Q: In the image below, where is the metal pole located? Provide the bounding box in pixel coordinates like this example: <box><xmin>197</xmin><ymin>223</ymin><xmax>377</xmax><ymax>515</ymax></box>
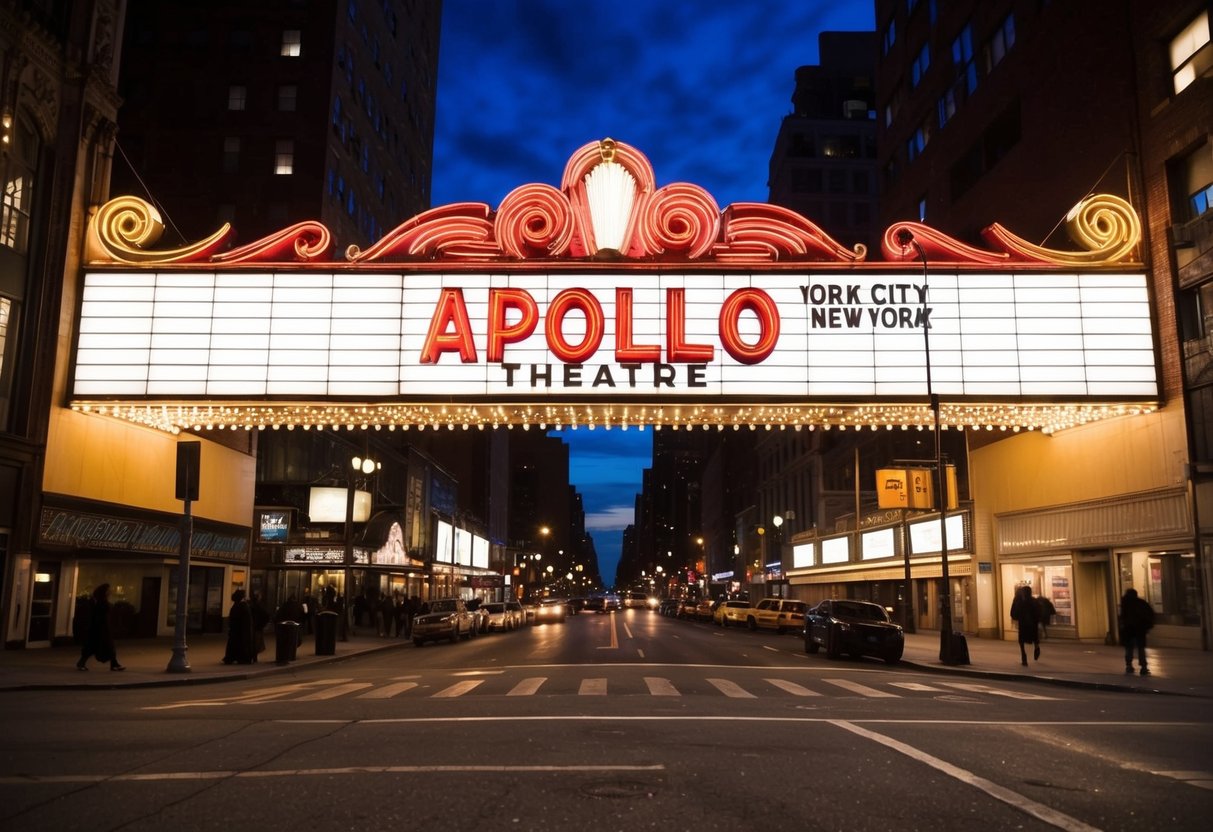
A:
<box><xmin>166</xmin><ymin>499</ymin><xmax>192</xmax><ymax>672</ymax></box>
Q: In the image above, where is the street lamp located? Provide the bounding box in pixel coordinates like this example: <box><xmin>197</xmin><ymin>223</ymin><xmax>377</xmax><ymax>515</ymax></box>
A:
<box><xmin>344</xmin><ymin>453</ymin><xmax>380</xmax><ymax>640</ymax></box>
<box><xmin>896</xmin><ymin>229</ymin><xmax>967</xmax><ymax>665</ymax></box>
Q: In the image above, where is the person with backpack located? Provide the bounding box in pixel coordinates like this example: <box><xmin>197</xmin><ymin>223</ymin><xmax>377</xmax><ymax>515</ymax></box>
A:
<box><xmin>1036</xmin><ymin>594</ymin><xmax>1057</xmax><ymax>639</ymax></box>
<box><xmin>1120</xmin><ymin>588</ymin><xmax>1155</xmax><ymax>676</ymax></box>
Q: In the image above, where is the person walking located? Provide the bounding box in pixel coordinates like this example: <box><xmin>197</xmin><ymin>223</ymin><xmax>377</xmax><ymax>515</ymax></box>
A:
<box><xmin>1009</xmin><ymin>585</ymin><xmax>1042</xmax><ymax>666</ymax></box>
<box><xmin>1120</xmin><ymin>587</ymin><xmax>1155</xmax><ymax>676</ymax></box>
<box><xmin>1036</xmin><ymin>594</ymin><xmax>1057</xmax><ymax>639</ymax></box>
<box><xmin>249</xmin><ymin>591</ymin><xmax>270</xmax><ymax>661</ymax></box>
<box><xmin>223</xmin><ymin>589</ymin><xmax>255</xmax><ymax>665</ymax></box>
<box><xmin>76</xmin><ymin>583</ymin><xmax>124</xmax><ymax>671</ymax></box>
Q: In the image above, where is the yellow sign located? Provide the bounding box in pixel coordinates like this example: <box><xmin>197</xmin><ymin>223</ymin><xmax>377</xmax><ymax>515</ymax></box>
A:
<box><xmin>876</xmin><ymin>466</ymin><xmax>956</xmax><ymax>510</ymax></box>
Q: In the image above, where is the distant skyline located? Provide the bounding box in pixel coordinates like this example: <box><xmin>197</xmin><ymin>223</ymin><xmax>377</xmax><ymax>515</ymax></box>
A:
<box><xmin>432</xmin><ymin>0</ymin><xmax>876</xmax><ymax>581</ymax></box>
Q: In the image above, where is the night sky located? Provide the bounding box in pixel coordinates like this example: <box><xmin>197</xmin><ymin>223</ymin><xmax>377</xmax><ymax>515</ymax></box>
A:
<box><xmin>430</xmin><ymin>0</ymin><xmax>875</xmax><ymax>584</ymax></box>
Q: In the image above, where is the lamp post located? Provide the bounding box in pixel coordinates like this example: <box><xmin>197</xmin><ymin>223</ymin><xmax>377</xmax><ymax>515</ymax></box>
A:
<box><xmin>896</xmin><ymin>229</ymin><xmax>966</xmax><ymax>665</ymax></box>
<box><xmin>345</xmin><ymin>454</ymin><xmax>380</xmax><ymax>638</ymax></box>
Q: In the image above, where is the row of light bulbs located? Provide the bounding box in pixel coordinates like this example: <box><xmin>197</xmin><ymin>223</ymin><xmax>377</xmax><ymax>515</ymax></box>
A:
<box><xmin>71</xmin><ymin>401</ymin><xmax>1156</xmax><ymax>436</ymax></box>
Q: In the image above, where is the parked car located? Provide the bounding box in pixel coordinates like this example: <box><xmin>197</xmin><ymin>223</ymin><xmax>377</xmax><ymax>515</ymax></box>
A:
<box><xmin>535</xmin><ymin>598</ymin><xmax>568</xmax><ymax>623</ymax></box>
<box><xmin>804</xmin><ymin>599</ymin><xmax>904</xmax><ymax>663</ymax></box>
<box><xmin>693</xmin><ymin>598</ymin><xmax>715</xmax><ymax>621</ymax></box>
<box><xmin>412</xmin><ymin>598</ymin><xmax>474</xmax><ymax>646</ymax></box>
<box><xmin>743</xmin><ymin>598</ymin><xmax>808</xmax><ymax>634</ymax></box>
<box><xmin>658</xmin><ymin>598</ymin><xmax>680</xmax><ymax>616</ymax></box>
<box><xmin>465</xmin><ymin>598</ymin><xmax>490</xmax><ymax>634</ymax></box>
<box><xmin>482</xmin><ymin>601</ymin><xmax>523</xmax><ymax>632</ymax></box>
<box><xmin>676</xmin><ymin>597</ymin><xmax>700</xmax><ymax>619</ymax></box>
<box><xmin>714</xmin><ymin>599</ymin><xmax>752</xmax><ymax>627</ymax></box>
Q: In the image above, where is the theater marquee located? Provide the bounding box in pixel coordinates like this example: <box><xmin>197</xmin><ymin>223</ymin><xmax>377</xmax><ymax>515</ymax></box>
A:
<box><xmin>72</xmin><ymin>139</ymin><xmax>1156</xmax><ymax>434</ymax></box>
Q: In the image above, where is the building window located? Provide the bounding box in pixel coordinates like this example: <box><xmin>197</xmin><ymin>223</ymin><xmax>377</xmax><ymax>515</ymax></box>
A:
<box><xmin>278</xmin><ymin>85</ymin><xmax>297</xmax><ymax>111</ymax></box>
<box><xmin>911</xmin><ymin>41</ymin><xmax>931</xmax><ymax>88</ymax></box>
<box><xmin>1</xmin><ymin>117</ymin><xmax>38</xmax><ymax>253</ymax></box>
<box><xmin>882</xmin><ymin>16</ymin><xmax>897</xmax><ymax>55</ymax></box>
<box><xmin>227</xmin><ymin>85</ymin><xmax>247</xmax><ymax>111</ymax></box>
<box><xmin>274</xmin><ymin>140</ymin><xmax>294</xmax><ymax>175</ymax></box>
<box><xmin>1192</xmin><ymin>182</ymin><xmax>1213</xmax><ymax>218</ymax></box>
<box><xmin>222</xmin><ymin>137</ymin><xmax>240</xmax><ymax>173</ymax></box>
<box><xmin>281</xmin><ymin>29</ymin><xmax>302</xmax><ymax>57</ymax></box>
<box><xmin>917</xmin><ymin>196</ymin><xmax>927</xmax><ymax>222</ymax></box>
<box><xmin>907</xmin><ymin>118</ymin><xmax>931</xmax><ymax>162</ymax></box>
<box><xmin>1172</xmin><ymin>10</ymin><xmax>1210</xmax><ymax>94</ymax></box>
<box><xmin>984</xmin><ymin>13</ymin><xmax>1016</xmax><ymax>73</ymax></box>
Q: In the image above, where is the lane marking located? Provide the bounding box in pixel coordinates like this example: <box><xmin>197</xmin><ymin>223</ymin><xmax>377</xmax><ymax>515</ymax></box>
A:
<box><xmin>433</xmin><ymin>680</ymin><xmax>483</xmax><ymax>698</ymax></box>
<box><xmin>596</xmin><ymin>616</ymin><xmax>620</xmax><ymax>650</ymax></box>
<box><xmin>0</xmin><ymin>764</ymin><xmax>667</xmax><ymax>785</ymax></box>
<box><xmin>357</xmin><ymin>681</ymin><xmax>418</xmax><ymax>699</ymax></box>
<box><xmin>707</xmin><ymin>678</ymin><xmax>755</xmax><ymax>699</ymax></box>
<box><xmin>889</xmin><ymin>682</ymin><xmax>946</xmax><ymax>692</ymax></box>
<box><xmin>623</xmin><ymin>622</ymin><xmax>634</xmax><ymax>639</ymax></box>
<box><xmin>579</xmin><ymin>678</ymin><xmax>607</xmax><ymax>696</ymax></box>
<box><xmin>829</xmin><ymin>720</ymin><xmax>1101</xmax><ymax>832</ymax></box>
<box><xmin>636</xmin><ymin>649</ymin><xmax>645</xmax><ymax>659</ymax></box>
<box><xmin>644</xmin><ymin>677</ymin><xmax>680</xmax><ymax>697</ymax></box>
<box><xmin>507</xmin><ymin>677</ymin><xmax>546</xmax><ymax>696</ymax></box>
<box><xmin>765</xmin><ymin>678</ymin><xmax>821</xmax><ymax>697</ymax></box>
<box><xmin>938</xmin><ymin>682</ymin><xmax>1060</xmax><ymax>700</ymax></box>
<box><xmin>293</xmin><ymin>682</ymin><xmax>375</xmax><ymax>701</ymax></box>
<box><xmin>823</xmin><ymin>678</ymin><xmax>899</xmax><ymax>698</ymax></box>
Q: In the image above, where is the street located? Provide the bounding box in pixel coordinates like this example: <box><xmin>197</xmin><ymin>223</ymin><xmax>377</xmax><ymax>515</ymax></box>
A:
<box><xmin>2</xmin><ymin>609</ymin><xmax>1211</xmax><ymax>832</ymax></box>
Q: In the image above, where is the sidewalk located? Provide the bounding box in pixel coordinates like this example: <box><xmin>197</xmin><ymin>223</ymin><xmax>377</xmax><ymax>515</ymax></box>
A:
<box><xmin>0</xmin><ymin>627</ymin><xmax>1210</xmax><ymax>696</ymax></box>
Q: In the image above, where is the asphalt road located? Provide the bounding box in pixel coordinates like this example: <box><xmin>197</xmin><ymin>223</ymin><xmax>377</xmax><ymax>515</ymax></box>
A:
<box><xmin>2</xmin><ymin>609</ymin><xmax>1211</xmax><ymax>832</ymax></box>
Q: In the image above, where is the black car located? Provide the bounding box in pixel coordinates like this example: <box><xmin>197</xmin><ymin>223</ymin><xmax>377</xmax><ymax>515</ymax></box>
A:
<box><xmin>804</xmin><ymin>599</ymin><xmax>904</xmax><ymax>664</ymax></box>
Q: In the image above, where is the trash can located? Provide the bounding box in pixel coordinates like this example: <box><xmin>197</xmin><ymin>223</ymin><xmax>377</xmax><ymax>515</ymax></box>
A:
<box><xmin>315</xmin><ymin>610</ymin><xmax>338</xmax><ymax>656</ymax></box>
<box><xmin>275</xmin><ymin>620</ymin><xmax>300</xmax><ymax>665</ymax></box>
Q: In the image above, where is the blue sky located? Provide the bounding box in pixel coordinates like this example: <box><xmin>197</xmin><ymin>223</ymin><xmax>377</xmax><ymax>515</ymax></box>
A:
<box><xmin>431</xmin><ymin>0</ymin><xmax>875</xmax><ymax>583</ymax></box>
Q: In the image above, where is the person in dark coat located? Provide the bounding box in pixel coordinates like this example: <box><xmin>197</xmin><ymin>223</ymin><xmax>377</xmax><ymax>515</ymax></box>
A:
<box><xmin>223</xmin><ymin>589</ymin><xmax>255</xmax><ymax>665</ymax></box>
<box><xmin>1036</xmin><ymin>595</ymin><xmax>1057</xmax><ymax>639</ymax></box>
<box><xmin>1009</xmin><ymin>585</ymin><xmax>1042</xmax><ymax>666</ymax></box>
<box><xmin>76</xmin><ymin>583</ymin><xmax>124</xmax><ymax>671</ymax></box>
<box><xmin>248</xmin><ymin>591</ymin><xmax>271</xmax><ymax>662</ymax></box>
<box><xmin>1120</xmin><ymin>588</ymin><xmax>1155</xmax><ymax>676</ymax></box>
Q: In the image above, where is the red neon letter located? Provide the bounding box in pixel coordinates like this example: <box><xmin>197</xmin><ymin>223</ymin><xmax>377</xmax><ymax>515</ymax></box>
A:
<box><xmin>614</xmin><ymin>287</ymin><xmax>661</xmax><ymax>362</ymax></box>
<box><xmin>420</xmin><ymin>287</ymin><xmax>478</xmax><ymax>363</ymax></box>
<box><xmin>719</xmin><ymin>288</ymin><xmax>779</xmax><ymax>364</ymax></box>
<box><xmin>487</xmin><ymin>288</ymin><xmax>538</xmax><ymax>362</ymax></box>
<box><xmin>666</xmin><ymin>287</ymin><xmax>714</xmax><ymax>363</ymax></box>
<box><xmin>546</xmin><ymin>288</ymin><xmax>605</xmax><ymax>363</ymax></box>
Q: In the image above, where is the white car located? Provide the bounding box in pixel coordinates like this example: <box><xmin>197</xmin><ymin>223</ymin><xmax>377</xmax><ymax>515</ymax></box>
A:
<box><xmin>481</xmin><ymin>601</ymin><xmax>523</xmax><ymax>631</ymax></box>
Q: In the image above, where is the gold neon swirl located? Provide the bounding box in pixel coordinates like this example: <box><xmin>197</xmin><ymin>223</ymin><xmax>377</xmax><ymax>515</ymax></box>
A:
<box><xmin>85</xmin><ymin>196</ymin><xmax>232</xmax><ymax>264</ymax></box>
<box><xmin>982</xmin><ymin>193</ymin><xmax>1141</xmax><ymax>266</ymax></box>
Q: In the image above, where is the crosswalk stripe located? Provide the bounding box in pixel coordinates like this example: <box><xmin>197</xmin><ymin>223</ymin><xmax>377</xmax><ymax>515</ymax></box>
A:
<box><xmin>294</xmin><ymin>682</ymin><xmax>374</xmax><ymax>701</ymax></box>
<box><xmin>580</xmin><ymin>678</ymin><xmax>607</xmax><ymax>696</ymax></box>
<box><xmin>823</xmin><ymin>678</ymin><xmax>900</xmax><ymax>698</ymax></box>
<box><xmin>357</xmin><ymin>681</ymin><xmax>419</xmax><ymax>699</ymax></box>
<box><xmin>644</xmin><ymin>677</ymin><xmax>680</xmax><ymax>696</ymax></box>
<box><xmin>508</xmin><ymin>677</ymin><xmax>547</xmax><ymax>696</ymax></box>
<box><xmin>889</xmin><ymin>682</ymin><xmax>946</xmax><ymax>692</ymax></box>
<box><xmin>765</xmin><ymin>678</ymin><xmax>820</xmax><ymax>697</ymax></box>
<box><xmin>707</xmin><ymin>678</ymin><xmax>755</xmax><ymax>698</ymax></box>
<box><xmin>433</xmin><ymin>680</ymin><xmax>484</xmax><ymax>698</ymax></box>
<box><xmin>938</xmin><ymin>682</ymin><xmax>1059</xmax><ymax>700</ymax></box>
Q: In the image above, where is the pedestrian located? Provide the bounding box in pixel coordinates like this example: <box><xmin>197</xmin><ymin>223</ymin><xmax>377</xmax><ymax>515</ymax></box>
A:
<box><xmin>76</xmin><ymin>583</ymin><xmax>124</xmax><ymax>671</ymax></box>
<box><xmin>223</xmin><ymin>589</ymin><xmax>255</xmax><ymax>665</ymax></box>
<box><xmin>249</xmin><ymin>591</ymin><xmax>270</xmax><ymax>661</ymax></box>
<box><xmin>1009</xmin><ymin>585</ymin><xmax>1042</xmax><ymax>666</ymax></box>
<box><xmin>1036</xmin><ymin>594</ymin><xmax>1057</xmax><ymax>639</ymax></box>
<box><xmin>394</xmin><ymin>591</ymin><xmax>408</xmax><ymax>638</ymax></box>
<box><xmin>1120</xmin><ymin>587</ymin><xmax>1155</xmax><ymax>676</ymax></box>
<box><xmin>379</xmin><ymin>593</ymin><xmax>396</xmax><ymax>638</ymax></box>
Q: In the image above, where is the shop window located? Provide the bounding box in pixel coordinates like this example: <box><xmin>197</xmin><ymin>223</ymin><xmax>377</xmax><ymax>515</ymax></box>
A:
<box><xmin>1001</xmin><ymin>562</ymin><xmax>1073</xmax><ymax>627</ymax></box>
<box><xmin>1171</xmin><ymin>10</ymin><xmax>1210</xmax><ymax>94</ymax></box>
<box><xmin>1119</xmin><ymin>551</ymin><xmax>1201</xmax><ymax>626</ymax></box>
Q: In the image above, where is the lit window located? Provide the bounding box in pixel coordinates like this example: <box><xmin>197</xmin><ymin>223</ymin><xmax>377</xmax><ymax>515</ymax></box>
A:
<box><xmin>1193</xmin><ymin>182</ymin><xmax>1213</xmax><ymax>217</ymax></box>
<box><xmin>278</xmin><ymin>85</ymin><xmax>297</xmax><ymax>111</ymax></box>
<box><xmin>281</xmin><ymin>29</ymin><xmax>302</xmax><ymax>57</ymax></box>
<box><xmin>1</xmin><ymin>119</ymin><xmax>37</xmax><ymax>253</ymax></box>
<box><xmin>0</xmin><ymin>297</ymin><xmax>11</xmax><ymax>386</ymax></box>
<box><xmin>985</xmin><ymin>14</ymin><xmax>1016</xmax><ymax>72</ymax></box>
<box><xmin>275</xmin><ymin>140</ymin><xmax>294</xmax><ymax>175</ymax></box>
<box><xmin>917</xmin><ymin>197</ymin><xmax>927</xmax><ymax>222</ymax></box>
<box><xmin>882</xmin><ymin>17</ymin><xmax>897</xmax><ymax>55</ymax></box>
<box><xmin>228</xmin><ymin>85</ymin><xmax>247</xmax><ymax>110</ymax></box>
<box><xmin>222</xmin><ymin>137</ymin><xmax>240</xmax><ymax>173</ymax></box>
<box><xmin>911</xmin><ymin>42</ymin><xmax>931</xmax><ymax>88</ymax></box>
<box><xmin>1171</xmin><ymin>10</ymin><xmax>1210</xmax><ymax>94</ymax></box>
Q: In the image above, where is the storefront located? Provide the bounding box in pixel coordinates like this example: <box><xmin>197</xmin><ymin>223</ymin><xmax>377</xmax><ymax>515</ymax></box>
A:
<box><xmin>8</xmin><ymin>494</ymin><xmax>250</xmax><ymax>647</ymax></box>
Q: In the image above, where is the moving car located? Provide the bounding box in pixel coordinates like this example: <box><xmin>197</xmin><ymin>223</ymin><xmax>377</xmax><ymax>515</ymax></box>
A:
<box><xmin>744</xmin><ymin>598</ymin><xmax>808</xmax><ymax>634</ymax></box>
<box><xmin>535</xmin><ymin>598</ymin><xmax>568</xmax><ymax>623</ymax></box>
<box><xmin>804</xmin><ymin>599</ymin><xmax>904</xmax><ymax>664</ymax></box>
<box><xmin>412</xmin><ymin>598</ymin><xmax>473</xmax><ymax>646</ymax></box>
<box><xmin>621</xmin><ymin>591</ymin><xmax>649</xmax><ymax>609</ymax></box>
<box><xmin>714</xmin><ymin>599</ymin><xmax>751</xmax><ymax>627</ymax></box>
